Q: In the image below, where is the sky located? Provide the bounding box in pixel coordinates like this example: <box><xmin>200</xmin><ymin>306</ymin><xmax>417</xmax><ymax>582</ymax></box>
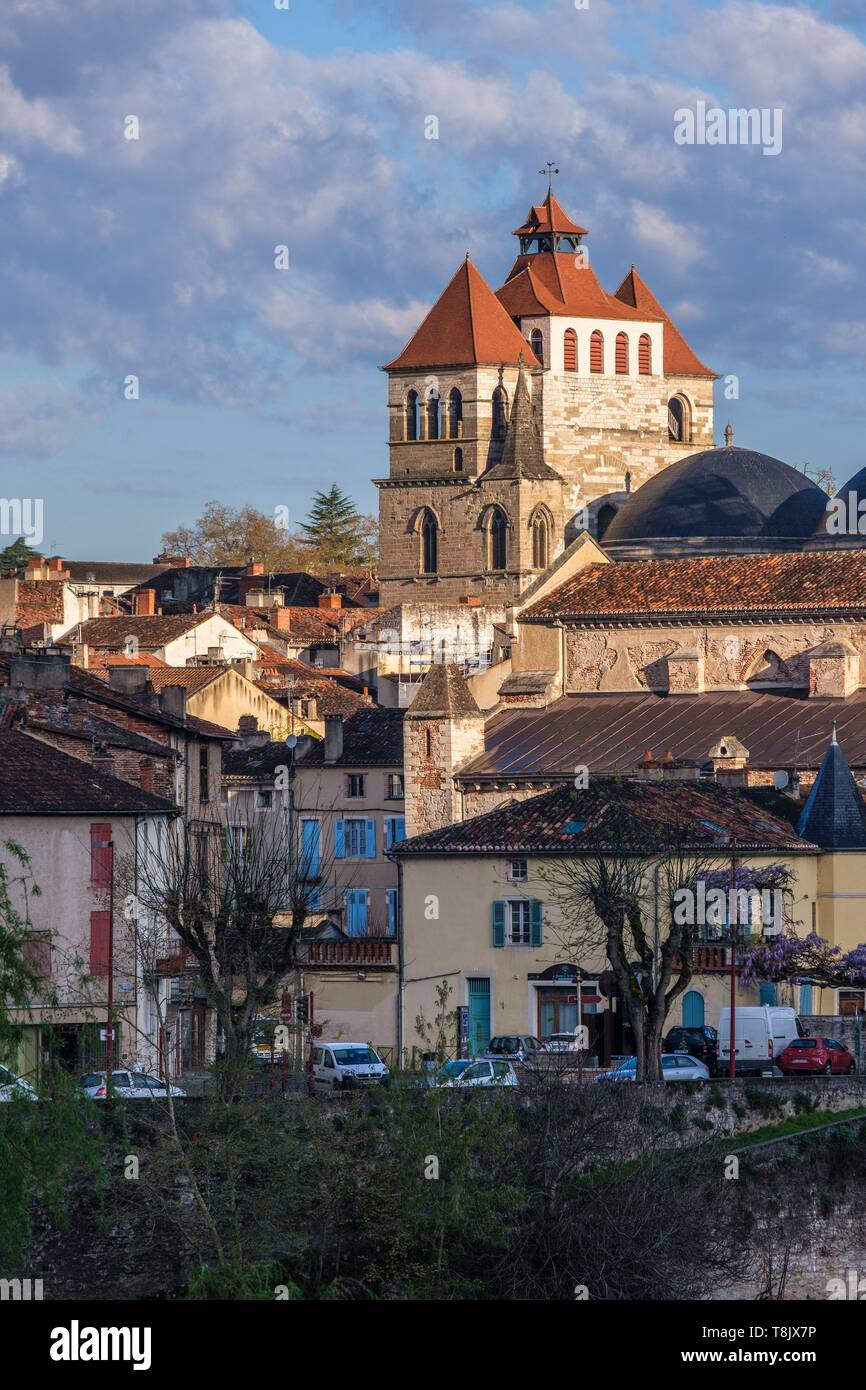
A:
<box><xmin>1</xmin><ymin>0</ymin><xmax>865</xmax><ymax>560</ymax></box>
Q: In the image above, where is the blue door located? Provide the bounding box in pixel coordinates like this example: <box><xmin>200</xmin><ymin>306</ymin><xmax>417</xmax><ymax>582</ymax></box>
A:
<box><xmin>467</xmin><ymin>979</ymin><xmax>491</xmax><ymax>1056</ymax></box>
<box><xmin>759</xmin><ymin>983</ymin><xmax>777</xmax><ymax>1006</ymax></box>
<box><xmin>799</xmin><ymin>982</ymin><xmax>813</xmax><ymax>1014</ymax></box>
<box><xmin>683</xmin><ymin>991</ymin><xmax>705</xmax><ymax>1028</ymax></box>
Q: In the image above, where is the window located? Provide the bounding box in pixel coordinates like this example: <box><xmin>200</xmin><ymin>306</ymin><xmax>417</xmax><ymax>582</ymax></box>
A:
<box><xmin>256</xmin><ymin>790</ymin><xmax>273</xmax><ymax>811</ymax></box>
<box><xmin>405</xmin><ymin>390</ymin><xmax>420</xmax><ymax>440</ymax></box>
<box><xmin>590</xmin><ymin>329</ymin><xmax>604</xmax><ymax>373</ymax></box>
<box><xmin>668</xmin><ymin>395</ymin><xmax>690</xmax><ymax>443</ymax></box>
<box><xmin>492</xmin><ymin>386</ymin><xmax>508</xmax><ymax>441</ymax></box>
<box><xmin>615</xmin><ymin>332</ymin><xmax>629</xmax><ymax>374</ymax></box>
<box><xmin>530</xmin><ymin>328</ymin><xmax>544</xmax><ymax>366</ymax></box>
<box><xmin>386</xmin><ymin>887</ymin><xmax>398</xmax><ymax>935</ymax></box>
<box><xmin>387</xmin><ymin>773</ymin><xmax>404</xmax><ymax>799</ymax></box>
<box><xmin>492</xmin><ymin>899</ymin><xmax>543</xmax><ymax>947</ymax></box>
<box><xmin>488</xmin><ymin>507</ymin><xmax>508</xmax><ymax>571</ymax></box>
<box><xmin>424</xmin><ymin>729</ymin><xmax>433</xmax><ymax>758</ymax></box>
<box><xmin>347</xmin><ymin>774</ymin><xmax>365</xmax><ymax>799</ymax></box>
<box><xmin>90</xmin><ymin>824</ymin><xmax>112</xmax><ymax>891</ymax></box>
<box><xmin>335</xmin><ymin>817</ymin><xmax>376</xmax><ymax>859</ymax></box>
<box><xmin>638</xmin><ymin>333</ymin><xmax>652</xmax><ymax>374</ymax></box>
<box><xmin>426</xmin><ymin>388</ymin><xmax>441</xmax><ymax>440</ymax></box>
<box><xmin>346</xmin><ymin>889</ymin><xmax>369</xmax><ymax>935</ymax></box>
<box><xmin>23</xmin><ymin>934</ymin><xmax>51</xmax><ymax>978</ymax></box>
<box><xmin>448</xmin><ymin>388</ymin><xmax>462</xmax><ymax>439</ymax></box>
<box><xmin>385</xmin><ymin>816</ymin><xmax>406</xmax><ymax>850</ymax></box>
<box><xmin>508</xmin><ymin>859</ymin><xmax>528</xmax><ymax>882</ymax></box>
<box><xmin>530</xmin><ymin>512</ymin><xmax>549</xmax><ymax>570</ymax></box>
<box><xmin>453</xmin><ymin>446</ymin><xmax>463</xmax><ymax>472</ymax></box>
<box><xmin>420</xmin><ymin>509</ymin><xmax>438</xmax><ymax>575</ymax></box>
<box><xmin>563</xmin><ymin>328</ymin><xmax>577</xmax><ymax>372</ymax></box>
<box><xmin>199</xmin><ymin>746</ymin><xmax>210</xmax><ymax>804</ymax></box>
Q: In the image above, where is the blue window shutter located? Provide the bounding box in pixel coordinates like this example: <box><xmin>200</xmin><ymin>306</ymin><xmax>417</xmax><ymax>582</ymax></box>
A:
<box><xmin>386</xmin><ymin>888</ymin><xmax>397</xmax><ymax>935</ymax></box>
<box><xmin>302</xmin><ymin>820</ymin><xmax>320</xmax><ymax>875</ymax></box>
<box><xmin>385</xmin><ymin>818</ymin><xmax>394</xmax><ymax>851</ymax></box>
<box><xmin>365</xmin><ymin>818</ymin><xmax>376</xmax><ymax>858</ymax></box>
<box><xmin>333</xmin><ymin>819</ymin><xmax>345</xmax><ymax>859</ymax></box>
<box><xmin>347</xmin><ymin>890</ymin><xmax>358</xmax><ymax>934</ymax></box>
<box><xmin>492</xmin><ymin>900</ymin><xmax>506</xmax><ymax>947</ymax></box>
<box><xmin>395</xmin><ymin>816</ymin><xmax>406</xmax><ymax>844</ymax></box>
<box><xmin>530</xmin><ymin>900</ymin><xmax>543</xmax><ymax>947</ymax></box>
<box><xmin>359</xmin><ymin>891</ymin><xmax>369</xmax><ymax>933</ymax></box>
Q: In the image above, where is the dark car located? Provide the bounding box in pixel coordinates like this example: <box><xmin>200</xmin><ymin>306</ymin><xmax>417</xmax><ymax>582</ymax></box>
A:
<box><xmin>778</xmin><ymin>1037</ymin><xmax>856</xmax><ymax>1076</ymax></box>
<box><xmin>662</xmin><ymin>1025</ymin><xmax>719</xmax><ymax>1075</ymax></box>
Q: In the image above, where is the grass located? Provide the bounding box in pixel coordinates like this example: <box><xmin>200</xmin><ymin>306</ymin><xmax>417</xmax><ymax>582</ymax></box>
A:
<box><xmin>722</xmin><ymin>1104</ymin><xmax>866</xmax><ymax>1153</ymax></box>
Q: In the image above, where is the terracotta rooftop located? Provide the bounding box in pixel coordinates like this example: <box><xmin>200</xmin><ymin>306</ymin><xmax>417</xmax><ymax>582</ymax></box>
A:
<box><xmin>65</xmin><ymin>613</ymin><xmax>215</xmax><ymax>649</ymax></box>
<box><xmin>512</xmin><ymin>192</ymin><xmax>588</xmax><ymax>238</ymax></box>
<box><xmin>521</xmin><ymin>552</ymin><xmax>866</xmax><ymax>624</ymax></box>
<box><xmin>613</xmin><ymin>266</ymin><xmax>715</xmax><ymax>378</ymax></box>
<box><xmin>384</xmin><ymin>258</ymin><xmax>541</xmax><ymax>372</ymax></box>
<box><xmin>0</xmin><ymin>729</ymin><xmax>178</xmax><ymax>816</ymax></box>
<box><xmin>498</xmin><ymin>253</ymin><xmax>661</xmax><ymax>323</ymax></box>
<box><xmin>299</xmin><ymin>707</ymin><xmax>404</xmax><ymax>767</ymax></box>
<box><xmin>88</xmin><ymin>652</ymin><xmax>169</xmax><ymax>677</ymax></box>
<box><xmin>393</xmin><ymin>779</ymin><xmax>816</xmax><ymax>857</ymax></box>
<box><xmin>12</xmin><ymin>580</ymin><xmax>66</xmax><ymax>631</ymax></box>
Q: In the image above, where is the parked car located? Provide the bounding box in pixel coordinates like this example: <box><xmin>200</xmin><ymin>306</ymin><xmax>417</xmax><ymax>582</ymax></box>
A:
<box><xmin>0</xmin><ymin>1063</ymin><xmax>38</xmax><ymax>1102</ymax></box>
<box><xmin>250</xmin><ymin>1017</ymin><xmax>289</xmax><ymax>1066</ymax></box>
<box><xmin>439</xmin><ymin>1059</ymin><xmax>519</xmax><ymax>1088</ymax></box>
<box><xmin>594</xmin><ymin>1054</ymin><xmax>710</xmax><ymax>1083</ymax></box>
<box><xmin>485</xmin><ymin>1035</ymin><xmax>544</xmax><ymax>1063</ymax></box>
<box><xmin>312</xmin><ymin>1043</ymin><xmax>390</xmax><ymax>1090</ymax></box>
<box><xmin>79</xmin><ymin>1070</ymin><xmax>186</xmax><ymax>1100</ymax></box>
<box><xmin>543</xmin><ymin>1032</ymin><xmax>585</xmax><ymax>1053</ymax></box>
<box><xmin>429</xmin><ymin>1059</ymin><xmax>476</xmax><ymax>1086</ymax></box>
<box><xmin>718</xmin><ymin>1005</ymin><xmax>803</xmax><ymax>1076</ymax></box>
<box><xmin>663</xmin><ymin>1025</ymin><xmax>719</xmax><ymax>1075</ymax></box>
<box><xmin>778</xmin><ymin>1037</ymin><xmax>856</xmax><ymax>1076</ymax></box>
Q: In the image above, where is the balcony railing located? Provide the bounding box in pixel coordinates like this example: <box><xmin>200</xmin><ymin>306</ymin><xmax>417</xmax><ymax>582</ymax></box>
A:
<box><xmin>305</xmin><ymin>940</ymin><xmax>394</xmax><ymax>967</ymax></box>
<box><xmin>153</xmin><ymin>947</ymin><xmax>194</xmax><ymax>977</ymax></box>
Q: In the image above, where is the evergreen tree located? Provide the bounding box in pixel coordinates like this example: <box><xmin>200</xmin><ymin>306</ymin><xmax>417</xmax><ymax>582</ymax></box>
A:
<box><xmin>0</xmin><ymin>537</ymin><xmax>38</xmax><ymax>576</ymax></box>
<box><xmin>299</xmin><ymin>484</ymin><xmax>370</xmax><ymax>569</ymax></box>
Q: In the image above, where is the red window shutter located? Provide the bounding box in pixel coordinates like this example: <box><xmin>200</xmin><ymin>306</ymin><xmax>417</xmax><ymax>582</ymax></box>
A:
<box><xmin>23</xmin><ymin>934</ymin><xmax>51</xmax><ymax>978</ymax></box>
<box><xmin>563</xmin><ymin>329</ymin><xmax>577</xmax><ymax>372</ymax></box>
<box><xmin>590</xmin><ymin>330</ymin><xmax>603</xmax><ymax>373</ymax></box>
<box><xmin>638</xmin><ymin>334</ymin><xmax>652</xmax><ymax>375</ymax></box>
<box><xmin>90</xmin><ymin>911</ymin><xmax>111</xmax><ymax>976</ymax></box>
<box><xmin>90</xmin><ymin>823</ymin><xmax>112</xmax><ymax>891</ymax></box>
<box><xmin>615</xmin><ymin>333</ymin><xmax>629</xmax><ymax>374</ymax></box>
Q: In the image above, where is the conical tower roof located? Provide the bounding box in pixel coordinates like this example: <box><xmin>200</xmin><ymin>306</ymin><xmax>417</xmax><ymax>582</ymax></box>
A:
<box><xmin>383</xmin><ymin>259</ymin><xmax>540</xmax><ymax>371</ymax></box>
<box><xmin>796</xmin><ymin>729</ymin><xmax>866</xmax><ymax>848</ymax></box>
<box><xmin>481</xmin><ymin>361</ymin><xmax>562</xmax><ymax>482</ymax></box>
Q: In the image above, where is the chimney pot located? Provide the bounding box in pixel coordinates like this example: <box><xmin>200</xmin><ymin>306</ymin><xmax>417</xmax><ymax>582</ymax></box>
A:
<box><xmin>324</xmin><ymin>714</ymin><xmax>344</xmax><ymax>763</ymax></box>
<box><xmin>108</xmin><ymin>665</ymin><xmax>149</xmax><ymax>696</ymax></box>
<box><xmin>159</xmin><ymin>685</ymin><xmax>188</xmax><ymax>720</ymax></box>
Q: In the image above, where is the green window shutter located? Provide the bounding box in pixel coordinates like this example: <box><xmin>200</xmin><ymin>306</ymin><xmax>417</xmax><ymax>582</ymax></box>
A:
<box><xmin>492</xmin><ymin>900</ymin><xmax>506</xmax><ymax>948</ymax></box>
<box><xmin>530</xmin><ymin>899</ymin><xmax>543</xmax><ymax>947</ymax></box>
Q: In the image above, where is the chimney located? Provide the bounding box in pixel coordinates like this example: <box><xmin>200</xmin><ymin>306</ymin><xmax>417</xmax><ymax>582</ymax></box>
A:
<box><xmin>324</xmin><ymin>714</ymin><xmax>343</xmax><ymax>763</ymax></box>
<box><xmin>318</xmin><ymin>592</ymin><xmax>342</xmax><ymax>610</ymax></box>
<box><xmin>134</xmin><ymin>588</ymin><xmax>156</xmax><ymax>616</ymax></box>
<box><xmin>26</xmin><ymin>555</ymin><xmax>45</xmax><ymax>573</ymax></box>
<box><xmin>9</xmin><ymin>649</ymin><xmax>71</xmax><ymax>690</ymax></box>
<box><xmin>271</xmin><ymin>608</ymin><xmax>292</xmax><ymax>631</ymax></box>
<box><xmin>159</xmin><ymin>685</ymin><xmax>188</xmax><ymax>720</ymax></box>
<box><xmin>91</xmin><ymin>741</ymin><xmax>114</xmax><ymax>776</ymax></box>
<box><xmin>139</xmin><ymin>758</ymin><xmax>156</xmax><ymax>794</ymax></box>
<box><xmin>108</xmin><ymin>665</ymin><xmax>149</xmax><ymax>696</ymax></box>
<box><xmin>246</xmin><ymin>560</ymin><xmax>265</xmax><ymax>576</ymax></box>
<box><xmin>0</xmin><ymin>624</ymin><xmax>21</xmax><ymax>656</ymax></box>
<box><xmin>238</xmin><ymin>715</ymin><xmax>258</xmax><ymax>733</ymax></box>
<box><xmin>48</xmin><ymin>557</ymin><xmax>65</xmax><ymax>573</ymax></box>
<box><xmin>153</xmin><ymin>552</ymin><xmax>191</xmax><ymax>568</ymax></box>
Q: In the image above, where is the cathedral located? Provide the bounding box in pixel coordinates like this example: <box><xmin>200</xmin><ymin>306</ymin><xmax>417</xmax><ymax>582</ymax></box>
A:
<box><xmin>376</xmin><ymin>186</ymin><xmax>716</xmax><ymax>608</ymax></box>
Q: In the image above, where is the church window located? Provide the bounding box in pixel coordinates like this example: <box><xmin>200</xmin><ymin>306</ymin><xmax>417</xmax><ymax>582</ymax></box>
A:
<box><xmin>492</xmin><ymin>386</ymin><xmax>508</xmax><ymax>441</ymax></box>
<box><xmin>615</xmin><ymin>332</ymin><xmax>629</xmax><ymax>374</ymax></box>
<box><xmin>420</xmin><ymin>509</ymin><xmax>438</xmax><ymax>575</ymax></box>
<box><xmin>590</xmin><ymin>330</ymin><xmax>604</xmax><ymax>374</ymax></box>
<box><xmin>405</xmin><ymin>390</ymin><xmax>420</xmax><ymax>441</ymax></box>
<box><xmin>667</xmin><ymin>395</ymin><xmax>691</xmax><ymax>443</ymax></box>
<box><xmin>638</xmin><ymin>334</ymin><xmax>652</xmax><ymax>375</ymax></box>
<box><xmin>448</xmin><ymin>388</ymin><xmax>463</xmax><ymax>439</ymax></box>
<box><xmin>453</xmin><ymin>447</ymin><xmax>464</xmax><ymax>472</ymax></box>
<box><xmin>424</xmin><ymin>729</ymin><xmax>433</xmax><ymax>758</ymax></box>
<box><xmin>563</xmin><ymin>328</ymin><xmax>577</xmax><ymax>372</ymax></box>
<box><xmin>531</xmin><ymin>511</ymin><xmax>549</xmax><ymax>570</ymax></box>
<box><xmin>487</xmin><ymin>507</ymin><xmax>508</xmax><ymax>571</ymax></box>
<box><xmin>426</xmin><ymin>388</ymin><xmax>441</xmax><ymax>440</ymax></box>
<box><xmin>530</xmin><ymin>328</ymin><xmax>544</xmax><ymax>366</ymax></box>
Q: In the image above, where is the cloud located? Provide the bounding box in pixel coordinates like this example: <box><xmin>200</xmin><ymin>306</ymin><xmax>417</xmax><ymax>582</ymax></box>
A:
<box><xmin>0</xmin><ymin>379</ymin><xmax>96</xmax><ymax>458</ymax></box>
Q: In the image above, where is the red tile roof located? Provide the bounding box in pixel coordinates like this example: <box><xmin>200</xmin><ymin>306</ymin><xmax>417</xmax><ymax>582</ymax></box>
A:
<box><xmin>498</xmin><ymin>254</ymin><xmax>658</xmax><ymax>322</ymax></box>
<box><xmin>522</xmin><ymin>552</ymin><xmax>866</xmax><ymax>623</ymax></box>
<box><xmin>13</xmin><ymin>580</ymin><xmax>66</xmax><ymax>631</ymax></box>
<box><xmin>512</xmin><ymin>192</ymin><xmax>588</xmax><ymax>238</ymax></box>
<box><xmin>384</xmin><ymin>259</ymin><xmax>540</xmax><ymax>371</ymax></box>
<box><xmin>613</xmin><ymin>266</ymin><xmax>715</xmax><ymax>378</ymax></box>
<box><xmin>87</xmin><ymin>652</ymin><xmax>169</xmax><ymax>678</ymax></box>
<box><xmin>0</xmin><ymin>729</ymin><xmax>178</xmax><ymax>816</ymax></box>
<box><xmin>66</xmin><ymin>613</ymin><xmax>214</xmax><ymax>649</ymax></box>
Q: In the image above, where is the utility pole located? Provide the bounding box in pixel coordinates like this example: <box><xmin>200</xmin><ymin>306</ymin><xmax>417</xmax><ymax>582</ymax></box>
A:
<box><xmin>106</xmin><ymin>836</ymin><xmax>116</xmax><ymax>1102</ymax></box>
<box><xmin>729</xmin><ymin>835</ymin><xmax>738</xmax><ymax>1081</ymax></box>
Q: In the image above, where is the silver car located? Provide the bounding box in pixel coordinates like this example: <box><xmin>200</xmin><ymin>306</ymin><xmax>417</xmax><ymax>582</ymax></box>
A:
<box><xmin>0</xmin><ymin>1063</ymin><xmax>38</xmax><ymax>1101</ymax></box>
<box><xmin>440</xmin><ymin>1059</ymin><xmax>519</xmax><ymax>1088</ymax></box>
<box><xmin>593</xmin><ymin>1053</ymin><xmax>710</xmax><ymax>1083</ymax></box>
<box><xmin>79</xmin><ymin>1070</ymin><xmax>186</xmax><ymax>1100</ymax></box>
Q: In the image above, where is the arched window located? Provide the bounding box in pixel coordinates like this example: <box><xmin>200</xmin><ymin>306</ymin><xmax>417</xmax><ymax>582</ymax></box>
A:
<box><xmin>492</xmin><ymin>386</ymin><xmax>508</xmax><ymax>441</ymax></box>
<box><xmin>487</xmin><ymin>507</ymin><xmax>508</xmax><ymax>571</ymax></box>
<box><xmin>596</xmin><ymin>503</ymin><xmax>616</xmax><ymax>540</ymax></box>
<box><xmin>667</xmin><ymin>395</ymin><xmax>691</xmax><ymax>442</ymax></box>
<box><xmin>590</xmin><ymin>329</ymin><xmax>604</xmax><ymax>374</ymax></box>
<box><xmin>419</xmin><ymin>509</ymin><xmax>438</xmax><ymax>575</ymax></box>
<box><xmin>531</xmin><ymin>511</ymin><xmax>549</xmax><ymax>570</ymax></box>
<box><xmin>405</xmin><ymin>390</ymin><xmax>420</xmax><ymax>441</ymax></box>
<box><xmin>453</xmin><ymin>446</ymin><xmax>463</xmax><ymax>472</ymax></box>
<box><xmin>563</xmin><ymin>328</ymin><xmax>577</xmax><ymax>372</ymax></box>
<box><xmin>448</xmin><ymin>388</ymin><xmax>463</xmax><ymax>440</ymax></box>
<box><xmin>638</xmin><ymin>333</ymin><xmax>652</xmax><ymax>375</ymax></box>
<box><xmin>530</xmin><ymin>328</ymin><xmax>544</xmax><ymax>366</ymax></box>
<box><xmin>615</xmin><ymin>332</ymin><xmax>629</xmax><ymax>374</ymax></box>
<box><xmin>426</xmin><ymin>388</ymin><xmax>441</xmax><ymax>440</ymax></box>
<box><xmin>682</xmin><ymin>991</ymin><xmax>705</xmax><ymax>1028</ymax></box>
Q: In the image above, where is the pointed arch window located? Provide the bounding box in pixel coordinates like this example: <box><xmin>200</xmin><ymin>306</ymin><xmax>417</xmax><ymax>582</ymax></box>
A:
<box><xmin>530</xmin><ymin>328</ymin><xmax>544</xmax><ymax>367</ymax></box>
<box><xmin>590</xmin><ymin>330</ymin><xmax>604</xmax><ymax>374</ymax></box>
<box><xmin>453</xmin><ymin>446</ymin><xmax>464</xmax><ymax>472</ymax></box>
<box><xmin>638</xmin><ymin>333</ymin><xmax>652</xmax><ymax>375</ymax></box>
<box><xmin>667</xmin><ymin>395</ymin><xmax>691</xmax><ymax>443</ymax></box>
<box><xmin>615</xmin><ymin>332</ymin><xmax>629</xmax><ymax>374</ymax></box>
<box><xmin>419</xmin><ymin>509</ymin><xmax>438</xmax><ymax>575</ymax></box>
<box><xmin>486</xmin><ymin>506</ymin><xmax>508</xmax><ymax>572</ymax></box>
<box><xmin>405</xmin><ymin>390</ymin><xmax>420</xmax><ymax>441</ymax></box>
<box><xmin>448</xmin><ymin>388</ymin><xmax>463</xmax><ymax>440</ymax></box>
<box><xmin>492</xmin><ymin>386</ymin><xmax>508</xmax><ymax>441</ymax></box>
<box><xmin>531</xmin><ymin>511</ymin><xmax>550</xmax><ymax>570</ymax></box>
<box><xmin>563</xmin><ymin>328</ymin><xmax>577</xmax><ymax>372</ymax></box>
<box><xmin>426</xmin><ymin>388</ymin><xmax>441</xmax><ymax>440</ymax></box>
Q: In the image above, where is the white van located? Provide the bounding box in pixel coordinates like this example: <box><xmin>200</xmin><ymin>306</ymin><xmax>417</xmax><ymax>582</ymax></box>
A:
<box><xmin>313</xmin><ymin>1042</ymin><xmax>390</xmax><ymax>1090</ymax></box>
<box><xmin>718</xmin><ymin>1005</ymin><xmax>804</xmax><ymax>1075</ymax></box>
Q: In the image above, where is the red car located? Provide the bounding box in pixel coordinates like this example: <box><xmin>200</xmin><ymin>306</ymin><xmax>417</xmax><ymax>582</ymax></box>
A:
<box><xmin>778</xmin><ymin>1037</ymin><xmax>856</xmax><ymax>1076</ymax></box>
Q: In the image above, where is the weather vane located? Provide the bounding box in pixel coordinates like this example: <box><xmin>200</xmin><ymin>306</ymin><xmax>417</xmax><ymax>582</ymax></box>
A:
<box><xmin>539</xmin><ymin>161</ymin><xmax>559</xmax><ymax>194</ymax></box>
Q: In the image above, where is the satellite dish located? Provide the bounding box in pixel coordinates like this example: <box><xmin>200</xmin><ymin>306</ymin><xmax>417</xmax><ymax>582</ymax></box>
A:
<box><xmin>773</xmin><ymin>769</ymin><xmax>789</xmax><ymax>791</ymax></box>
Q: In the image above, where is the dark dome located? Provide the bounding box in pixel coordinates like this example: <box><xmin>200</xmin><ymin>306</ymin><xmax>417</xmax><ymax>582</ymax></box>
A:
<box><xmin>812</xmin><ymin>467</ymin><xmax>866</xmax><ymax>541</ymax></box>
<box><xmin>602</xmin><ymin>446</ymin><xmax>829</xmax><ymax>556</ymax></box>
